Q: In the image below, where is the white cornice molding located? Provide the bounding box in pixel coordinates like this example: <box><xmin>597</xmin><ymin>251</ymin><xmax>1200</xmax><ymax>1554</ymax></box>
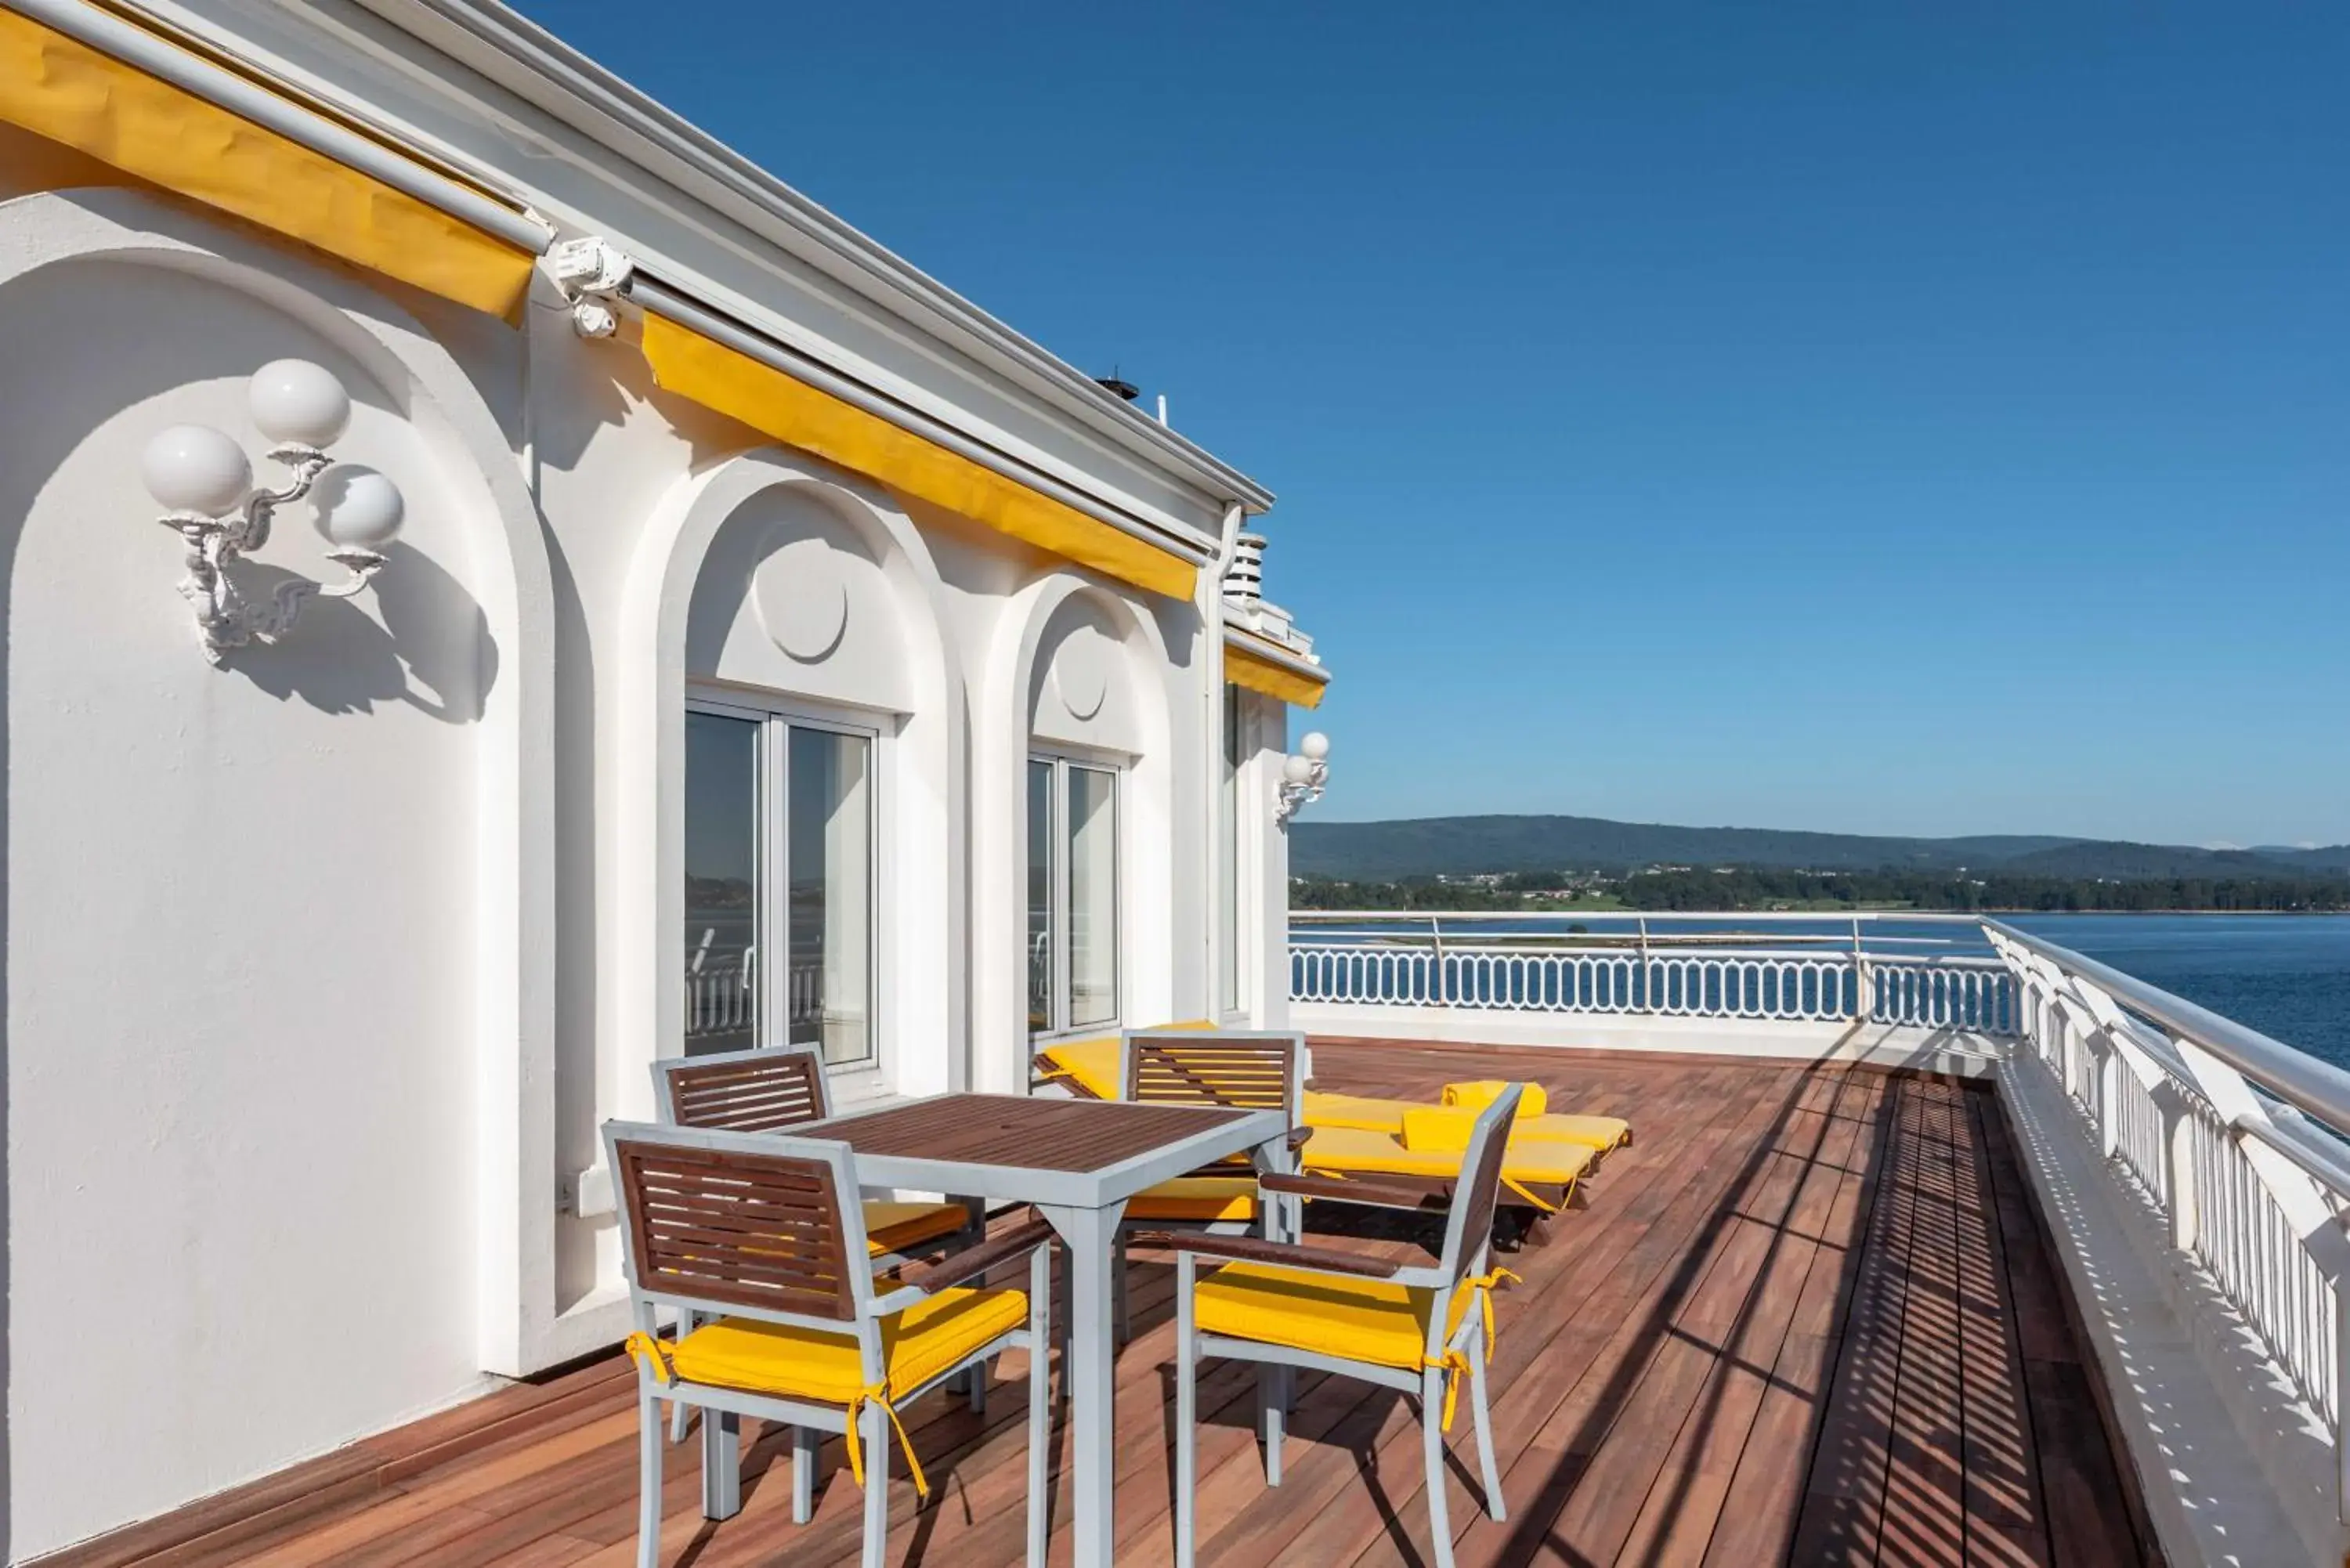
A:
<box><xmin>280</xmin><ymin>0</ymin><xmax>1273</xmax><ymax>519</ymax></box>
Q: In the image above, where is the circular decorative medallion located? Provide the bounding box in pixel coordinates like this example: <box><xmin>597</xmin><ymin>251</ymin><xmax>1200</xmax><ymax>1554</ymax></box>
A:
<box><xmin>1053</xmin><ymin>623</ymin><xmax>1112</xmax><ymax>721</ymax></box>
<box><xmin>753</xmin><ymin>536</ymin><xmax>851</xmax><ymax>662</ymax></box>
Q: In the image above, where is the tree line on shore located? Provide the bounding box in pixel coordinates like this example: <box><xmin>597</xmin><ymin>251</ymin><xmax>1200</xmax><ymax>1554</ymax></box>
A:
<box><xmin>1291</xmin><ymin>864</ymin><xmax>2350</xmax><ymax>913</ymax></box>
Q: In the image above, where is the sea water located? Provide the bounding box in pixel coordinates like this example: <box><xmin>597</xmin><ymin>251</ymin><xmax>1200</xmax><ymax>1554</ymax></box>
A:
<box><xmin>2009</xmin><ymin>912</ymin><xmax>2350</xmax><ymax>1070</ymax></box>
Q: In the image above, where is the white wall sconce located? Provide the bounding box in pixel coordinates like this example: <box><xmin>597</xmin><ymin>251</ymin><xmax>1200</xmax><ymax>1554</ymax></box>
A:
<box><xmin>139</xmin><ymin>359</ymin><xmax>406</xmax><ymax>665</ymax></box>
<box><xmin>1274</xmin><ymin>730</ymin><xmax>1330</xmax><ymax>825</ymax></box>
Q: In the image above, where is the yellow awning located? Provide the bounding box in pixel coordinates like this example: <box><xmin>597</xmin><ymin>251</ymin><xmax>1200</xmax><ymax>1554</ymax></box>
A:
<box><xmin>1226</xmin><ymin>635</ymin><xmax>1329</xmax><ymax>708</ymax></box>
<box><xmin>0</xmin><ymin>9</ymin><xmax>537</xmax><ymax>318</ymax></box>
<box><xmin>642</xmin><ymin>312</ymin><xmax>1198</xmax><ymax>602</ymax></box>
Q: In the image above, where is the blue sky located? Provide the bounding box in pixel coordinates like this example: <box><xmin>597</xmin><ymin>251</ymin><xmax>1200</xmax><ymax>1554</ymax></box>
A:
<box><xmin>518</xmin><ymin>2</ymin><xmax>2349</xmax><ymax>847</ymax></box>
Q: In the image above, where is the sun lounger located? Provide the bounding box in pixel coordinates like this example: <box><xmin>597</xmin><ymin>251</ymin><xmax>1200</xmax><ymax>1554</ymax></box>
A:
<box><xmin>1036</xmin><ymin>1037</ymin><xmax>1632</xmax><ymax>1157</ymax></box>
<box><xmin>1033</xmin><ymin>1032</ymin><xmax>1618</xmax><ymax>1220</ymax></box>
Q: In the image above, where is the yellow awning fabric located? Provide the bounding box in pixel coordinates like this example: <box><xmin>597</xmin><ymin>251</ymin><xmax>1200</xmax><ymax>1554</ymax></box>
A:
<box><xmin>1226</xmin><ymin>637</ymin><xmax>1329</xmax><ymax>708</ymax></box>
<box><xmin>0</xmin><ymin>9</ymin><xmax>537</xmax><ymax>318</ymax></box>
<box><xmin>642</xmin><ymin>312</ymin><xmax>1198</xmax><ymax>602</ymax></box>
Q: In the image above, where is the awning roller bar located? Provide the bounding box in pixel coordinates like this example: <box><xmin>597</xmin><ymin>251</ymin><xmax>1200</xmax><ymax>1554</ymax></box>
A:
<box><xmin>9</xmin><ymin>0</ymin><xmax>553</xmax><ymax>255</ymax></box>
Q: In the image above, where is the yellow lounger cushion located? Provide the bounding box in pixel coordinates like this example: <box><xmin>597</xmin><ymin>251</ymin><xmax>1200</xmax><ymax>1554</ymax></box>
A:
<box><xmin>1300</xmin><ymin>1125</ymin><xmax>1594</xmax><ymax>1187</ymax></box>
<box><xmin>667</xmin><ymin>1288</ymin><xmax>1028</xmax><ymax>1404</ymax></box>
<box><xmin>1126</xmin><ymin>1175</ymin><xmax>1260</xmax><ymax>1223</ymax></box>
<box><xmin>1193</xmin><ymin>1263</ymin><xmax>1470</xmax><ymax>1371</ymax></box>
<box><xmin>1034</xmin><ymin>1020</ymin><xmax>1218</xmax><ymax>1101</ymax></box>
<box><xmin>1302</xmin><ymin>1091</ymin><xmax>1415</xmax><ymax>1132</ymax></box>
<box><xmin>1519</xmin><ymin>1112</ymin><xmax>1631</xmax><ymax>1151</ymax></box>
<box><xmin>862</xmin><ymin>1200</ymin><xmax>971</xmax><ymax>1256</ymax></box>
<box><xmin>1441</xmin><ymin>1079</ymin><xmax>1549</xmax><ymax>1118</ymax></box>
<box><xmin>1400</xmin><ymin>1105</ymin><xmax>1484</xmax><ymax>1152</ymax></box>
<box><xmin>1303</xmin><ymin>1091</ymin><xmax>1628</xmax><ymax>1153</ymax></box>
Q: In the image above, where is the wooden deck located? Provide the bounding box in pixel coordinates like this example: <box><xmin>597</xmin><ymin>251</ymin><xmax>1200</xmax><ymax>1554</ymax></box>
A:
<box><xmin>42</xmin><ymin>1043</ymin><xmax>2155</xmax><ymax>1567</ymax></box>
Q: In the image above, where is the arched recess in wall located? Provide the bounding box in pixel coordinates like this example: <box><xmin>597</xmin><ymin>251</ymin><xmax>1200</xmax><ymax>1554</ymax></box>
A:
<box><xmin>0</xmin><ymin>188</ymin><xmax>556</xmax><ymax>1553</ymax></box>
<box><xmin>972</xmin><ymin>575</ymin><xmax>1174</xmax><ymax>1093</ymax></box>
<box><xmin>615</xmin><ymin>450</ymin><xmax>967</xmax><ymax>1122</ymax></box>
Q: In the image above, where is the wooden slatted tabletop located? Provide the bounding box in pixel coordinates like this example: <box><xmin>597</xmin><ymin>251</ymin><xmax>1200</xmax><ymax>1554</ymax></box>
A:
<box><xmin>819</xmin><ymin>1093</ymin><xmax>1253</xmax><ymax>1173</ymax></box>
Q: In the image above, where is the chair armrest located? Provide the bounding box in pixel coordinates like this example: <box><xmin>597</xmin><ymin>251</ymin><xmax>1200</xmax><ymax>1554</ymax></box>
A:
<box><xmin>1030</xmin><ymin>1053</ymin><xmax>1107</xmax><ymax>1099</ymax></box>
<box><xmin>1259</xmin><ymin>1172</ymin><xmax>1437</xmax><ymax>1212</ymax></box>
<box><xmin>894</xmin><ymin>1215</ymin><xmax>1055</xmax><ymax>1295</ymax></box>
<box><xmin>1130</xmin><ymin>1230</ymin><xmax>1401</xmax><ymax>1279</ymax></box>
<box><xmin>1285</xmin><ymin>1126</ymin><xmax>1314</xmax><ymax>1154</ymax></box>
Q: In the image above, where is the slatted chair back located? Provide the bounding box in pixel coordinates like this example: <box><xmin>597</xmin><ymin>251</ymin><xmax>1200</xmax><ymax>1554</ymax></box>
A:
<box><xmin>604</xmin><ymin>1119</ymin><xmax>877</xmax><ymax>1333</ymax></box>
<box><xmin>651</xmin><ymin>1044</ymin><xmax>832</xmax><ymax>1133</ymax></box>
<box><xmin>1119</xmin><ymin>1028</ymin><xmax>1304</xmax><ymax>1122</ymax></box>
<box><xmin>1435</xmin><ymin>1083</ymin><xmax>1524</xmax><ymax>1289</ymax></box>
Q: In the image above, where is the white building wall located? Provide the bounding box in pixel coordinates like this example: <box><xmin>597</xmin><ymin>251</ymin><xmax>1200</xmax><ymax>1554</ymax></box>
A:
<box><xmin>0</xmin><ymin>8</ymin><xmax>1308</xmax><ymax>1558</ymax></box>
<box><xmin>0</xmin><ymin>191</ymin><xmax>555</xmax><ymax>1556</ymax></box>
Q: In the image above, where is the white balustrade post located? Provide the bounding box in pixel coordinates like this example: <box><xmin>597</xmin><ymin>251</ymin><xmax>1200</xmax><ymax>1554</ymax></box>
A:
<box><xmin>1849</xmin><ymin>917</ymin><xmax>1867</xmax><ymax>1022</ymax></box>
<box><xmin>2091</xmin><ymin>1028</ymin><xmax>2120</xmax><ymax>1159</ymax></box>
<box><xmin>2335</xmin><ymin>1264</ymin><xmax>2350</xmax><ymax>1526</ymax></box>
<box><xmin>2151</xmin><ymin>1078</ymin><xmax>2197</xmax><ymax>1251</ymax></box>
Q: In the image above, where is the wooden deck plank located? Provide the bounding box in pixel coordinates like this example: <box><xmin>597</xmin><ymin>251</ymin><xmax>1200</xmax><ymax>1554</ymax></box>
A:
<box><xmin>31</xmin><ymin>1044</ymin><xmax>2142</xmax><ymax>1568</ymax></box>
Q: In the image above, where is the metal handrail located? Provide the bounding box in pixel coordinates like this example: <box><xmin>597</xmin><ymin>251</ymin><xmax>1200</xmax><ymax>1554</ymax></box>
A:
<box><xmin>1291</xmin><ymin>909</ymin><xmax>1987</xmax><ymax>925</ymax></box>
<box><xmin>1984</xmin><ymin>917</ymin><xmax>2350</xmax><ymax>1136</ymax></box>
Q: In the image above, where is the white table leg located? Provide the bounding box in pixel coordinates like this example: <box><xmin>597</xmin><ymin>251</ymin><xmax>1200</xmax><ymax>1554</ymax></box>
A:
<box><xmin>1039</xmin><ymin>1198</ymin><xmax>1126</xmax><ymax>1568</ymax></box>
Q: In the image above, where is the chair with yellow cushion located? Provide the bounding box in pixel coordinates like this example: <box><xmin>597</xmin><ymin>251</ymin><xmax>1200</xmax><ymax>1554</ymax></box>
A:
<box><xmin>606</xmin><ymin>1120</ymin><xmax>1053</xmax><ymax>1568</ymax></box>
<box><xmin>652</xmin><ymin>1046</ymin><xmax>988</xmax><ymax>1441</ymax></box>
<box><xmin>1108</xmin><ymin>1028</ymin><xmax>1311</xmax><ymax>1340</ymax></box>
<box><xmin>1144</xmin><ymin>1085</ymin><xmax>1524</xmax><ymax>1568</ymax></box>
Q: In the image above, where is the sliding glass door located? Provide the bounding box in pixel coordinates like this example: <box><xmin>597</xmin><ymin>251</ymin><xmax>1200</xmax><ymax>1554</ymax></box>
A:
<box><xmin>685</xmin><ymin>699</ymin><xmax>877</xmax><ymax>1066</ymax></box>
<box><xmin>1028</xmin><ymin>753</ymin><xmax>1119</xmax><ymax>1038</ymax></box>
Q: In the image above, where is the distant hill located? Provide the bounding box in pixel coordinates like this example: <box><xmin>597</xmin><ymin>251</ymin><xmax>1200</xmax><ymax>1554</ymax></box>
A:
<box><xmin>1289</xmin><ymin>813</ymin><xmax>2350</xmax><ymax>883</ymax></box>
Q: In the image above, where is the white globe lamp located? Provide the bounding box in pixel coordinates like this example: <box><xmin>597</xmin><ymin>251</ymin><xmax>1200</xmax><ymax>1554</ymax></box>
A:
<box><xmin>248</xmin><ymin>359</ymin><xmax>351</xmax><ymax>449</ymax></box>
<box><xmin>309</xmin><ymin>464</ymin><xmax>406</xmax><ymax>550</ymax></box>
<box><xmin>1282</xmin><ymin>753</ymin><xmax>1318</xmax><ymax>786</ymax></box>
<box><xmin>140</xmin><ymin>424</ymin><xmax>252</xmax><ymax>515</ymax></box>
<box><xmin>1298</xmin><ymin>731</ymin><xmax>1330</xmax><ymax>761</ymax></box>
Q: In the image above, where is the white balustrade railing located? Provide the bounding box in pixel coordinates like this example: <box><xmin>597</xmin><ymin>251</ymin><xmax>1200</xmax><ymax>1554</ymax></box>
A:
<box><xmin>682</xmin><ymin>952</ymin><xmax>823</xmax><ymax>1039</ymax></box>
<box><xmin>1987</xmin><ymin>919</ymin><xmax>2350</xmax><ymax>1522</ymax></box>
<box><xmin>1289</xmin><ymin>912</ymin><xmax>2015</xmax><ymax>1033</ymax></box>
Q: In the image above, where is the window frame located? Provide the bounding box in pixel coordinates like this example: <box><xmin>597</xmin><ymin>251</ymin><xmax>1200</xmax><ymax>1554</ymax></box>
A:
<box><xmin>1026</xmin><ymin>745</ymin><xmax>1126</xmax><ymax>1042</ymax></box>
<box><xmin>684</xmin><ymin>685</ymin><xmax>891</xmax><ymax>1095</ymax></box>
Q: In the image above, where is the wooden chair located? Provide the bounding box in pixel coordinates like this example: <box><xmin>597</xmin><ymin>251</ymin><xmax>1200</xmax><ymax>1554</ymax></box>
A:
<box><xmin>653</xmin><ymin>1045</ymin><xmax>982</xmax><ymax>1263</ymax></box>
<box><xmin>606</xmin><ymin>1120</ymin><xmax>1054</xmax><ymax>1568</ymax></box>
<box><xmin>1147</xmin><ymin>1085</ymin><xmax>1524</xmax><ymax>1568</ymax></box>
<box><xmin>652</xmin><ymin>1044</ymin><xmax>987</xmax><ymax>1440</ymax></box>
<box><xmin>1110</xmin><ymin>1028</ymin><xmax>1311</xmax><ymax>1340</ymax></box>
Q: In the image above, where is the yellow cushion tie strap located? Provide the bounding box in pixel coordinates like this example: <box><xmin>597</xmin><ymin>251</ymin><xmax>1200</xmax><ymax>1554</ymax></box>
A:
<box><xmin>1425</xmin><ymin>1267</ymin><xmax>1521</xmax><ymax>1431</ymax></box>
<box><xmin>844</xmin><ymin>1384</ymin><xmax>931</xmax><ymax>1498</ymax></box>
<box><xmin>1501</xmin><ymin>1175</ymin><xmax>1561</xmax><ymax>1213</ymax></box>
<box><xmin>624</xmin><ymin>1331</ymin><xmax>676</xmax><ymax>1387</ymax></box>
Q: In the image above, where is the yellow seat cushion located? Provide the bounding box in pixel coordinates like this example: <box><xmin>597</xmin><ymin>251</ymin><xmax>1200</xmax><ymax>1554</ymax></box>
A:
<box><xmin>1126</xmin><ymin>1175</ymin><xmax>1259</xmax><ymax>1223</ymax></box>
<box><xmin>862</xmin><ymin>1200</ymin><xmax>970</xmax><ymax>1256</ymax></box>
<box><xmin>667</xmin><ymin>1287</ymin><xmax>1028</xmax><ymax>1404</ymax></box>
<box><xmin>1441</xmin><ymin>1079</ymin><xmax>1549</xmax><ymax>1118</ymax></box>
<box><xmin>1193</xmin><ymin>1263</ymin><xmax>1466</xmax><ymax>1371</ymax></box>
<box><xmin>1305</xmin><ymin>1091</ymin><xmax>1628</xmax><ymax>1153</ymax></box>
<box><xmin>1300</xmin><ymin>1125</ymin><xmax>1594</xmax><ymax>1187</ymax></box>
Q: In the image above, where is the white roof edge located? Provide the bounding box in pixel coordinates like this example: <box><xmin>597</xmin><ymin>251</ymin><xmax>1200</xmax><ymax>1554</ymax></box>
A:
<box><xmin>1223</xmin><ymin>616</ymin><xmax>1327</xmax><ymax>679</ymax></box>
<box><xmin>334</xmin><ymin>0</ymin><xmax>1276</xmax><ymax>515</ymax></box>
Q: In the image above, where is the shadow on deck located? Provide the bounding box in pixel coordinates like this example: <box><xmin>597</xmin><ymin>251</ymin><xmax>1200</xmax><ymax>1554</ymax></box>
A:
<box><xmin>38</xmin><ymin>1042</ymin><xmax>2156</xmax><ymax>1568</ymax></box>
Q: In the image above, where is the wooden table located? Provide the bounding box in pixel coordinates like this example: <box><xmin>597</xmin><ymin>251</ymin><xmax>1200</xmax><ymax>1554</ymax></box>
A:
<box><xmin>809</xmin><ymin>1093</ymin><xmax>1289</xmax><ymax>1567</ymax></box>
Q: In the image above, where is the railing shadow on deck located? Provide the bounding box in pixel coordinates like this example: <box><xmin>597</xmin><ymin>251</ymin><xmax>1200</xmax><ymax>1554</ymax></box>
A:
<box><xmin>1498</xmin><ymin>1059</ymin><xmax>1888</xmax><ymax>1568</ymax></box>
